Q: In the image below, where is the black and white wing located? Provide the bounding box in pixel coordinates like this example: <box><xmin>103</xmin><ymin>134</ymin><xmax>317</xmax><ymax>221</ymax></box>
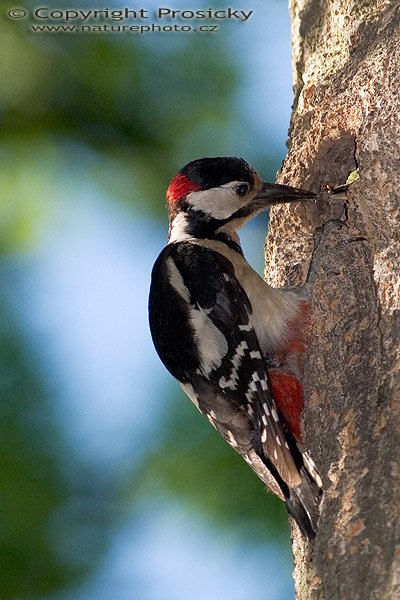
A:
<box><xmin>149</xmin><ymin>241</ymin><xmax>301</xmax><ymax>489</ymax></box>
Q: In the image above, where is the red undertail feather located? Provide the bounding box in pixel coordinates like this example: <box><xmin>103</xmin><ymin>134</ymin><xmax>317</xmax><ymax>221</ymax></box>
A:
<box><xmin>268</xmin><ymin>368</ymin><xmax>304</xmax><ymax>441</ymax></box>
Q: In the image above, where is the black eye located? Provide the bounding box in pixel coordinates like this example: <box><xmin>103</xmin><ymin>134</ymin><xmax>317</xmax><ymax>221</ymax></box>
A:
<box><xmin>235</xmin><ymin>183</ymin><xmax>250</xmax><ymax>197</ymax></box>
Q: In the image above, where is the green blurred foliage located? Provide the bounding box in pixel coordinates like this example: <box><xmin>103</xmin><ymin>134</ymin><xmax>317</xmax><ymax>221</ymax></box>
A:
<box><xmin>0</xmin><ymin>0</ymin><xmax>240</xmax><ymax>223</ymax></box>
<box><xmin>0</xmin><ymin>285</ymin><xmax>115</xmax><ymax>599</ymax></box>
<box><xmin>133</xmin><ymin>390</ymin><xmax>289</xmax><ymax>542</ymax></box>
<box><xmin>0</xmin><ymin>142</ymin><xmax>61</xmax><ymax>254</ymax></box>
<box><xmin>0</xmin><ymin>2</ymin><xmax>290</xmax><ymax>598</ymax></box>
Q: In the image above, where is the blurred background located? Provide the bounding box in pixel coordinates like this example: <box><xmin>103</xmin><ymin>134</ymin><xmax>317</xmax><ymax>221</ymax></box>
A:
<box><xmin>0</xmin><ymin>1</ymin><xmax>296</xmax><ymax>598</ymax></box>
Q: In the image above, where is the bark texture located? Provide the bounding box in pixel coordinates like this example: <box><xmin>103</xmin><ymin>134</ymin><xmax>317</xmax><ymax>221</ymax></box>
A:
<box><xmin>265</xmin><ymin>2</ymin><xmax>400</xmax><ymax>598</ymax></box>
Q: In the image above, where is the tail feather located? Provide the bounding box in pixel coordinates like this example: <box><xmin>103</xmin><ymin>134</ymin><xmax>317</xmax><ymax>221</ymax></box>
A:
<box><xmin>285</xmin><ymin>465</ymin><xmax>322</xmax><ymax>540</ymax></box>
<box><xmin>257</xmin><ymin>444</ymin><xmax>322</xmax><ymax>540</ymax></box>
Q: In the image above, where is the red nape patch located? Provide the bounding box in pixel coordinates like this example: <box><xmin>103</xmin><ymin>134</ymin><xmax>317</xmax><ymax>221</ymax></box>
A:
<box><xmin>166</xmin><ymin>174</ymin><xmax>201</xmax><ymax>203</ymax></box>
<box><xmin>268</xmin><ymin>368</ymin><xmax>304</xmax><ymax>441</ymax></box>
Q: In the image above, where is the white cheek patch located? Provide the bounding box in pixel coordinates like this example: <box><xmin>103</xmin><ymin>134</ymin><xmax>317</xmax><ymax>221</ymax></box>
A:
<box><xmin>187</xmin><ymin>184</ymin><xmax>244</xmax><ymax>220</ymax></box>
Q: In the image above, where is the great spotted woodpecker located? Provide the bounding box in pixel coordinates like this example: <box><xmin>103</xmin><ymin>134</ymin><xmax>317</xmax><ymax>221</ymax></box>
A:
<box><xmin>148</xmin><ymin>157</ymin><xmax>322</xmax><ymax>539</ymax></box>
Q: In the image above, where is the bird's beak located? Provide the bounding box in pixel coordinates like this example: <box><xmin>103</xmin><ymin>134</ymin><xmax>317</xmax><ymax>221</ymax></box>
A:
<box><xmin>255</xmin><ymin>182</ymin><xmax>316</xmax><ymax>207</ymax></box>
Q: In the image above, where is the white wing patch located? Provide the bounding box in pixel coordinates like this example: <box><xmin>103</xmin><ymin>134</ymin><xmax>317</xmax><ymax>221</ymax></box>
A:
<box><xmin>167</xmin><ymin>256</ymin><xmax>228</xmax><ymax>375</ymax></box>
<box><xmin>189</xmin><ymin>306</ymin><xmax>228</xmax><ymax>375</ymax></box>
<box><xmin>166</xmin><ymin>257</ymin><xmax>190</xmax><ymax>302</ymax></box>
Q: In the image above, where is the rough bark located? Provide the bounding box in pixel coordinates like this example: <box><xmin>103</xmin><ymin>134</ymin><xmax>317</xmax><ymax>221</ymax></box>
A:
<box><xmin>264</xmin><ymin>2</ymin><xmax>400</xmax><ymax>598</ymax></box>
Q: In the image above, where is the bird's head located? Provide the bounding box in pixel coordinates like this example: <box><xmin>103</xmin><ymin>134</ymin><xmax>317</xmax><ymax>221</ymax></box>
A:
<box><xmin>166</xmin><ymin>157</ymin><xmax>316</xmax><ymax>244</ymax></box>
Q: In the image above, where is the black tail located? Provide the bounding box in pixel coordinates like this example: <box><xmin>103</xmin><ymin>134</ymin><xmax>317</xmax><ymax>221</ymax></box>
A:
<box><xmin>285</xmin><ymin>466</ymin><xmax>322</xmax><ymax>540</ymax></box>
<box><xmin>262</xmin><ymin>450</ymin><xmax>323</xmax><ymax>540</ymax></box>
<box><xmin>279</xmin><ymin>427</ymin><xmax>323</xmax><ymax>540</ymax></box>
<box><xmin>256</xmin><ymin>426</ymin><xmax>323</xmax><ymax>539</ymax></box>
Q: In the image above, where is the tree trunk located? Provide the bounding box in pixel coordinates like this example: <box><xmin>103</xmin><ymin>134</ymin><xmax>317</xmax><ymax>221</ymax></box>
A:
<box><xmin>265</xmin><ymin>2</ymin><xmax>400</xmax><ymax>598</ymax></box>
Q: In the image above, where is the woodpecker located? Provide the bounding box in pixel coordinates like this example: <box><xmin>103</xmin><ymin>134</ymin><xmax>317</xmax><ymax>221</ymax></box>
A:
<box><xmin>148</xmin><ymin>157</ymin><xmax>322</xmax><ymax>539</ymax></box>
